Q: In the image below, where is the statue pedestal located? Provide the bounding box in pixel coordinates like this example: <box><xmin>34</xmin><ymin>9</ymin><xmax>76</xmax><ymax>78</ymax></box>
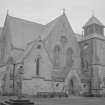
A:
<box><xmin>1</xmin><ymin>97</ymin><xmax>34</xmax><ymax>105</ymax></box>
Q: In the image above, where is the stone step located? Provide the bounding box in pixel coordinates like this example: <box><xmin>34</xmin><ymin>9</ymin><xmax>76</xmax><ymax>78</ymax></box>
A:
<box><xmin>1</xmin><ymin>98</ymin><xmax>34</xmax><ymax>105</ymax></box>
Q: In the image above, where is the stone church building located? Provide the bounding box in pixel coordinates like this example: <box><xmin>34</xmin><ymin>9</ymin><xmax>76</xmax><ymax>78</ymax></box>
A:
<box><xmin>0</xmin><ymin>10</ymin><xmax>105</xmax><ymax>95</ymax></box>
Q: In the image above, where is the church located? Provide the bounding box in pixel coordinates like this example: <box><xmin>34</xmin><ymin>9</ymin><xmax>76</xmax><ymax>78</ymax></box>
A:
<box><xmin>0</xmin><ymin>10</ymin><xmax>105</xmax><ymax>96</ymax></box>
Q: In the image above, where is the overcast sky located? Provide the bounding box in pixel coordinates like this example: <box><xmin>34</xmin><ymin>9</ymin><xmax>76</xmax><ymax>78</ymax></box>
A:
<box><xmin>0</xmin><ymin>0</ymin><xmax>105</xmax><ymax>34</ymax></box>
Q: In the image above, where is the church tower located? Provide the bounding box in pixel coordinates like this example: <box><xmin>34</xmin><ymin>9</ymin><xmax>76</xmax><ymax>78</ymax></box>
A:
<box><xmin>80</xmin><ymin>15</ymin><xmax>105</xmax><ymax>95</ymax></box>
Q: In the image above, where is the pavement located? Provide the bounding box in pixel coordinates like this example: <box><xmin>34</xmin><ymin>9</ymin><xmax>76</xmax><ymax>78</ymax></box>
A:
<box><xmin>0</xmin><ymin>96</ymin><xmax>105</xmax><ymax>105</ymax></box>
<box><xmin>32</xmin><ymin>96</ymin><xmax>105</xmax><ymax>105</ymax></box>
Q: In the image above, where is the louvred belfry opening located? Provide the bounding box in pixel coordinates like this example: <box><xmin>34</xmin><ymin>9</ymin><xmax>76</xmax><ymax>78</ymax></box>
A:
<box><xmin>83</xmin><ymin>16</ymin><xmax>105</xmax><ymax>36</ymax></box>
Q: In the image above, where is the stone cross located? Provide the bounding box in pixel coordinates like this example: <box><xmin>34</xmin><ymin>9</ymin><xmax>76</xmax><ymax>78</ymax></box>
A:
<box><xmin>62</xmin><ymin>8</ymin><xmax>66</xmax><ymax>14</ymax></box>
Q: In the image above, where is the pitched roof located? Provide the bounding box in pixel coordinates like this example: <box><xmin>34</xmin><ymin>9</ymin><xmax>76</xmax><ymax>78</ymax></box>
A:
<box><xmin>83</xmin><ymin>16</ymin><xmax>105</xmax><ymax>28</ymax></box>
<box><xmin>27</xmin><ymin>14</ymin><xmax>65</xmax><ymax>44</ymax></box>
<box><xmin>40</xmin><ymin>15</ymin><xmax>62</xmax><ymax>40</ymax></box>
<box><xmin>2</xmin><ymin>15</ymin><xmax>44</xmax><ymax>49</ymax></box>
<box><xmin>1</xmin><ymin>13</ymin><xmax>76</xmax><ymax>66</ymax></box>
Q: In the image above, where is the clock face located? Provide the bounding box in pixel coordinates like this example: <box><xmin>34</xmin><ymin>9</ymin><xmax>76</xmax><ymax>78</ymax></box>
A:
<box><xmin>60</xmin><ymin>36</ymin><xmax>68</xmax><ymax>45</ymax></box>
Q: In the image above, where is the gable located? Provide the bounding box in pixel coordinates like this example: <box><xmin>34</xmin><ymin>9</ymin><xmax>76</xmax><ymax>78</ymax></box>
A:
<box><xmin>44</xmin><ymin>14</ymin><xmax>81</xmax><ymax>80</ymax></box>
<box><xmin>44</xmin><ymin>14</ymin><xmax>79</xmax><ymax>62</ymax></box>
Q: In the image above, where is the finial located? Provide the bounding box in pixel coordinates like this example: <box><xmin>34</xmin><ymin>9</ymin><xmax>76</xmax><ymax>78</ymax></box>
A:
<box><xmin>6</xmin><ymin>9</ymin><xmax>9</xmax><ymax>16</ymax></box>
<box><xmin>62</xmin><ymin>8</ymin><xmax>66</xmax><ymax>15</ymax></box>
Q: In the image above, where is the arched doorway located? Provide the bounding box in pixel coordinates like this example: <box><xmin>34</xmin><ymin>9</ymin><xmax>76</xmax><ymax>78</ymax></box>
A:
<box><xmin>64</xmin><ymin>70</ymin><xmax>82</xmax><ymax>96</ymax></box>
<box><xmin>68</xmin><ymin>76</ymin><xmax>77</xmax><ymax>95</ymax></box>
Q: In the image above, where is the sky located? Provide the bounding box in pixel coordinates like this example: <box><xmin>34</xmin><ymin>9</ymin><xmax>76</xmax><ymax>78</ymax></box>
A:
<box><xmin>0</xmin><ymin>0</ymin><xmax>105</xmax><ymax>34</ymax></box>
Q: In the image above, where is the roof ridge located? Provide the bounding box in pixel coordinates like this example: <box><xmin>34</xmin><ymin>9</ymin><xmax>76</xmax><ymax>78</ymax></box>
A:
<box><xmin>25</xmin><ymin>14</ymin><xmax>65</xmax><ymax>45</ymax></box>
<box><xmin>46</xmin><ymin>14</ymin><xmax>63</xmax><ymax>25</ymax></box>
<box><xmin>8</xmin><ymin>15</ymin><xmax>44</xmax><ymax>26</ymax></box>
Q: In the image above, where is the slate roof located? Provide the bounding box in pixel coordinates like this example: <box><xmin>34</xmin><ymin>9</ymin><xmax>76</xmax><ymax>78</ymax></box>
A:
<box><xmin>83</xmin><ymin>16</ymin><xmax>105</xmax><ymax>28</ymax></box>
<box><xmin>27</xmin><ymin>14</ymin><xmax>63</xmax><ymax>44</ymax></box>
<box><xmin>1</xmin><ymin>13</ymin><xmax>77</xmax><ymax>49</ymax></box>
<box><xmin>4</xmin><ymin>15</ymin><xmax>44</xmax><ymax>49</ymax></box>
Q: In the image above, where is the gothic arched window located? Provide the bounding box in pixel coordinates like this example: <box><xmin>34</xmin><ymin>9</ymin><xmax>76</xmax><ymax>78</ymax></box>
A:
<box><xmin>35</xmin><ymin>55</ymin><xmax>41</xmax><ymax>76</ymax></box>
<box><xmin>53</xmin><ymin>45</ymin><xmax>61</xmax><ymax>67</ymax></box>
<box><xmin>66</xmin><ymin>48</ymin><xmax>73</xmax><ymax>67</ymax></box>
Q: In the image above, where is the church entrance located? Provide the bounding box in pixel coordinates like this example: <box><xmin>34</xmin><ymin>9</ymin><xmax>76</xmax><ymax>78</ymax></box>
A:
<box><xmin>68</xmin><ymin>76</ymin><xmax>78</xmax><ymax>95</ymax></box>
<box><xmin>64</xmin><ymin>70</ymin><xmax>82</xmax><ymax>96</ymax></box>
<box><xmin>68</xmin><ymin>77</ymin><xmax>75</xmax><ymax>95</ymax></box>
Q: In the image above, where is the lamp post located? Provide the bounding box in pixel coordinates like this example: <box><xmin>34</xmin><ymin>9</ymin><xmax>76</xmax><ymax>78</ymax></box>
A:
<box><xmin>17</xmin><ymin>65</ymin><xmax>24</xmax><ymax>98</ymax></box>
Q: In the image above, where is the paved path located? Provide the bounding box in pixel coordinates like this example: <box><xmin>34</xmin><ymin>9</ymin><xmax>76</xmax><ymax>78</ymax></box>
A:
<box><xmin>0</xmin><ymin>96</ymin><xmax>105</xmax><ymax>105</ymax></box>
<box><xmin>32</xmin><ymin>97</ymin><xmax>105</xmax><ymax>105</ymax></box>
